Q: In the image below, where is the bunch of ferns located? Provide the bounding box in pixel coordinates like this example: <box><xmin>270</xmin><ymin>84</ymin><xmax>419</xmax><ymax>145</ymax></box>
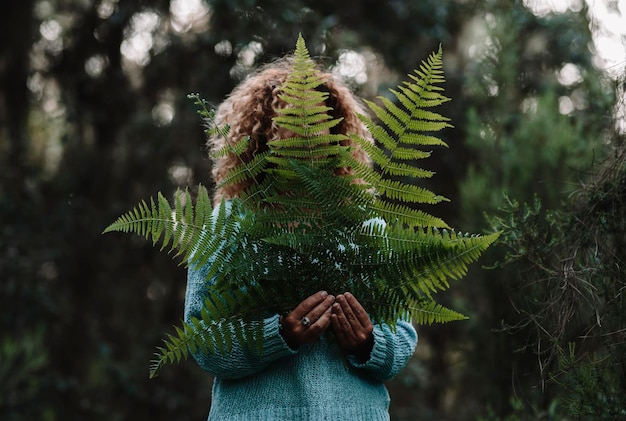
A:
<box><xmin>104</xmin><ymin>35</ymin><xmax>499</xmax><ymax>377</ymax></box>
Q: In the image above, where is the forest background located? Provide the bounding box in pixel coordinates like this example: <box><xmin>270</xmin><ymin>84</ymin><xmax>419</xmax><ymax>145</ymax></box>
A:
<box><xmin>1</xmin><ymin>1</ymin><xmax>624</xmax><ymax>420</ymax></box>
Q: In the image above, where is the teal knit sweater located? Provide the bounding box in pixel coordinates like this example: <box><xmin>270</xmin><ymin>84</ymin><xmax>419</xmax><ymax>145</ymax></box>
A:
<box><xmin>184</xmin><ymin>262</ymin><xmax>418</xmax><ymax>421</ymax></box>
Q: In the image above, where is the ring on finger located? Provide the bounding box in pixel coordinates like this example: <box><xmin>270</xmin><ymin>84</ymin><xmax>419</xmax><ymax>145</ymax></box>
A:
<box><xmin>301</xmin><ymin>316</ymin><xmax>311</xmax><ymax>327</ymax></box>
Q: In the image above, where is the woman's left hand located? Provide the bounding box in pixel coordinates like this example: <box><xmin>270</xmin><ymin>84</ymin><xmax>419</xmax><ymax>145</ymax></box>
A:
<box><xmin>330</xmin><ymin>292</ymin><xmax>374</xmax><ymax>363</ymax></box>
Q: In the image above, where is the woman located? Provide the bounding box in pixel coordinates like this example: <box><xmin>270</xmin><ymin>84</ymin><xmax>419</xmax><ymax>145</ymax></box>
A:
<box><xmin>184</xmin><ymin>57</ymin><xmax>417</xmax><ymax>420</ymax></box>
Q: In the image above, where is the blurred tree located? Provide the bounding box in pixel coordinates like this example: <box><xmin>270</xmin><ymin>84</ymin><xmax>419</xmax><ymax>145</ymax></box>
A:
<box><xmin>460</xmin><ymin>3</ymin><xmax>613</xmax><ymax>226</ymax></box>
<box><xmin>455</xmin><ymin>1</ymin><xmax>620</xmax><ymax>418</ymax></box>
<box><xmin>0</xmin><ymin>0</ymin><xmax>35</xmax><ymax>192</ymax></box>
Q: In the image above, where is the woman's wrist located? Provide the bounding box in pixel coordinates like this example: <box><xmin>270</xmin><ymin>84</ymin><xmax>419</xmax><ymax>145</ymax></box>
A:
<box><xmin>349</xmin><ymin>333</ymin><xmax>374</xmax><ymax>363</ymax></box>
<box><xmin>278</xmin><ymin>315</ymin><xmax>298</xmax><ymax>350</ymax></box>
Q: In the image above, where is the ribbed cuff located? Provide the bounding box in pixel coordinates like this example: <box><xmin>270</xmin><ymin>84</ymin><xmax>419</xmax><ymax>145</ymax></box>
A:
<box><xmin>346</xmin><ymin>326</ymin><xmax>389</xmax><ymax>372</ymax></box>
<box><xmin>260</xmin><ymin>314</ymin><xmax>298</xmax><ymax>361</ymax></box>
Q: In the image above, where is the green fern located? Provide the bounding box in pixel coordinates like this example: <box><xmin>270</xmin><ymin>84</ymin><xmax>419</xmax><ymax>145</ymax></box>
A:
<box><xmin>104</xmin><ymin>35</ymin><xmax>499</xmax><ymax>378</ymax></box>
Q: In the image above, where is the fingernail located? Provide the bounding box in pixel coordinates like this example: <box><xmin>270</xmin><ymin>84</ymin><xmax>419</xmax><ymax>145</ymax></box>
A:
<box><xmin>320</xmin><ymin>291</ymin><xmax>328</xmax><ymax>297</ymax></box>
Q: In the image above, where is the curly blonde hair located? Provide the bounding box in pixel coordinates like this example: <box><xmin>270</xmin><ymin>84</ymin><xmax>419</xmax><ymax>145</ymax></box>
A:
<box><xmin>207</xmin><ymin>57</ymin><xmax>373</xmax><ymax>204</ymax></box>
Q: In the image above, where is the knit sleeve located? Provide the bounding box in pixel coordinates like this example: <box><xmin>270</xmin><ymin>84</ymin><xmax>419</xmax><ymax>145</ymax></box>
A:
<box><xmin>346</xmin><ymin>319</ymin><xmax>417</xmax><ymax>382</ymax></box>
<box><xmin>184</xmin><ymin>262</ymin><xmax>298</xmax><ymax>380</ymax></box>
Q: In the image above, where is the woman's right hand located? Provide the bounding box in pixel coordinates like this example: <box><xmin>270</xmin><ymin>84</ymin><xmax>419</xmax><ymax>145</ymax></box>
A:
<box><xmin>279</xmin><ymin>291</ymin><xmax>335</xmax><ymax>349</ymax></box>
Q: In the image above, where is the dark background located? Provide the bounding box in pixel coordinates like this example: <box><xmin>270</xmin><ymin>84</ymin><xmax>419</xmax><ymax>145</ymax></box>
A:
<box><xmin>2</xmin><ymin>1</ymin><xmax>624</xmax><ymax>420</ymax></box>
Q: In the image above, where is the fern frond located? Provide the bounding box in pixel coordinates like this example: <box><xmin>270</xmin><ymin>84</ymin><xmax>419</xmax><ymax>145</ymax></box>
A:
<box><xmin>352</xmin><ymin>44</ymin><xmax>455</xmax><ymax>230</ymax></box>
<box><xmin>398</xmin><ymin>133</ymin><xmax>448</xmax><ymax>147</ymax></box>
<box><xmin>150</xmin><ymin>287</ymin><xmax>263</xmax><ymax>378</ymax></box>
<box><xmin>268</xmin><ymin>133</ymin><xmax>347</xmax><ymax>149</ymax></box>
<box><xmin>350</xmin><ymin>134</ymin><xmax>434</xmax><ymax>179</ymax></box>
<box><xmin>369</xmin><ymin>201</ymin><xmax>449</xmax><ymax>228</ymax></box>
<box><xmin>409</xmin><ymin>300</ymin><xmax>468</xmax><ymax>325</ymax></box>
<box><xmin>376</xmin><ymin>179</ymin><xmax>446</xmax><ymax>204</ymax></box>
<box><xmin>216</xmin><ymin>151</ymin><xmax>271</xmax><ymax>188</ymax></box>
<box><xmin>103</xmin><ymin>186</ymin><xmax>249</xmax><ymax>277</ymax></box>
<box><xmin>209</xmin><ymin>133</ymin><xmax>248</xmax><ymax>159</ymax></box>
<box><xmin>103</xmin><ymin>188</ymin><xmax>207</xmax><ymax>260</ymax></box>
<box><xmin>106</xmin><ymin>37</ymin><xmax>501</xmax><ymax>377</ymax></box>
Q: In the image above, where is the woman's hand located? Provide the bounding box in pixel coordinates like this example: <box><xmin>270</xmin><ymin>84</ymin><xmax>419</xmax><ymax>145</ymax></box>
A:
<box><xmin>279</xmin><ymin>291</ymin><xmax>335</xmax><ymax>350</ymax></box>
<box><xmin>331</xmin><ymin>292</ymin><xmax>374</xmax><ymax>363</ymax></box>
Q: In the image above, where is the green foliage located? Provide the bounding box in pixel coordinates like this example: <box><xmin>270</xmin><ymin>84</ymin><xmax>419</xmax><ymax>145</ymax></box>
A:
<box><xmin>354</xmin><ymin>45</ymin><xmax>452</xmax><ymax>227</ymax></box>
<box><xmin>488</xmin><ymin>145</ymin><xmax>626</xmax><ymax>419</ymax></box>
<box><xmin>0</xmin><ymin>328</ymin><xmax>49</xmax><ymax>419</ymax></box>
<box><xmin>453</xmin><ymin>5</ymin><xmax>618</xmax><ymax>417</ymax></box>
<box><xmin>556</xmin><ymin>343</ymin><xmax>626</xmax><ymax>420</ymax></box>
<box><xmin>459</xmin><ymin>6</ymin><xmax>613</xmax><ymax>232</ymax></box>
<box><xmin>477</xmin><ymin>397</ymin><xmax>565</xmax><ymax>421</ymax></box>
<box><xmin>104</xmin><ymin>35</ymin><xmax>498</xmax><ymax>377</ymax></box>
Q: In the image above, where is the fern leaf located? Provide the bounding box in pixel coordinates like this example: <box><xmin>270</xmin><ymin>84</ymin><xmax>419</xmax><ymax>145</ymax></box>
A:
<box><xmin>409</xmin><ymin>300</ymin><xmax>468</xmax><ymax>325</ymax></box>
<box><xmin>377</xmin><ymin>179</ymin><xmax>447</xmax><ymax>204</ymax></box>
<box><xmin>106</xmin><ymin>37</ymin><xmax>501</xmax><ymax>377</ymax></box>
<box><xmin>398</xmin><ymin>133</ymin><xmax>448</xmax><ymax>147</ymax></box>
<box><xmin>209</xmin><ymin>133</ymin><xmax>248</xmax><ymax>159</ymax></box>
<box><xmin>369</xmin><ymin>201</ymin><xmax>449</xmax><ymax>228</ymax></box>
<box><xmin>216</xmin><ymin>151</ymin><xmax>271</xmax><ymax>188</ymax></box>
